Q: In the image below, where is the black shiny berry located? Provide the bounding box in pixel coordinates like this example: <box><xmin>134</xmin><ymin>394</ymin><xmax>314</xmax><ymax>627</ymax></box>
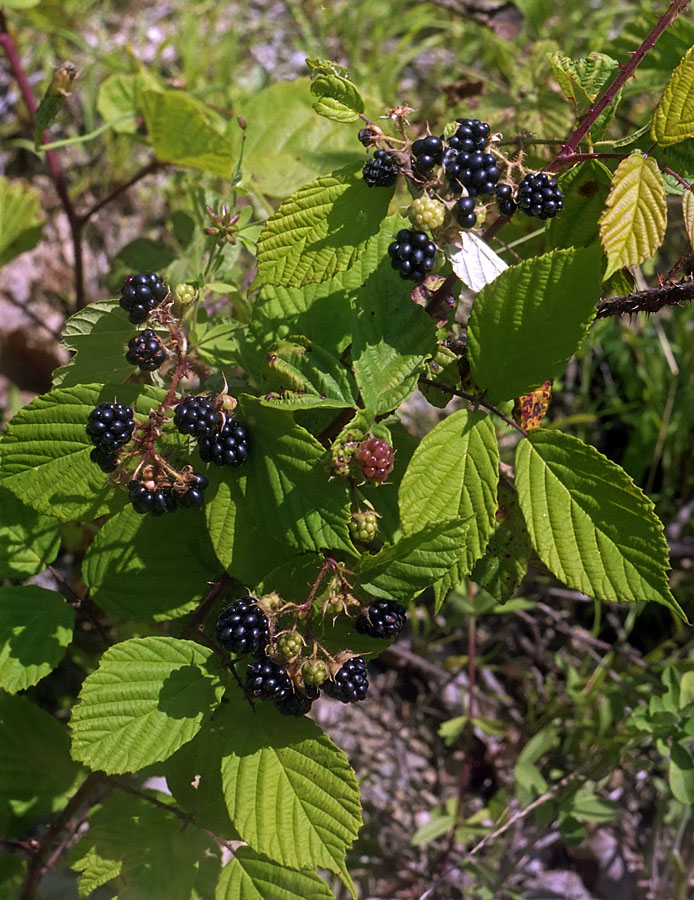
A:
<box><xmin>173</xmin><ymin>395</ymin><xmax>222</xmax><ymax>438</ymax></box>
<box><xmin>128</xmin><ymin>478</ymin><xmax>177</xmax><ymax>517</ymax></box>
<box><xmin>177</xmin><ymin>472</ymin><xmax>210</xmax><ymax>509</ymax></box>
<box><xmin>324</xmin><ymin>656</ymin><xmax>369</xmax><ymax>703</ymax></box>
<box><xmin>86</xmin><ymin>402</ymin><xmax>135</xmax><ymax>454</ymax></box>
<box><xmin>89</xmin><ymin>447</ymin><xmax>119</xmax><ymax>472</ymax></box>
<box><xmin>277</xmin><ymin>685</ymin><xmax>319</xmax><ymax>717</ymax></box>
<box><xmin>125</xmin><ymin>329</ymin><xmax>166</xmax><ymax>372</ymax></box>
<box><xmin>412</xmin><ymin>135</ymin><xmax>443</xmax><ymax>172</ymax></box>
<box><xmin>516</xmin><ymin>173</ymin><xmax>564</xmax><ymax>220</ymax></box>
<box><xmin>119</xmin><ymin>272</ymin><xmax>168</xmax><ymax>325</ymax></box>
<box><xmin>356</xmin><ymin>599</ymin><xmax>407</xmax><ymax>639</ymax></box>
<box><xmin>362</xmin><ymin>149</ymin><xmax>398</xmax><ymax>187</ymax></box>
<box><xmin>246</xmin><ymin>658</ymin><xmax>292</xmax><ymax>702</ymax></box>
<box><xmin>198</xmin><ymin>418</ymin><xmax>250</xmax><ymax>468</ymax></box>
<box><xmin>456</xmin><ymin>196</ymin><xmax>477</xmax><ymax>229</ymax></box>
<box><xmin>216</xmin><ymin>597</ymin><xmax>270</xmax><ymax>657</ymax></box>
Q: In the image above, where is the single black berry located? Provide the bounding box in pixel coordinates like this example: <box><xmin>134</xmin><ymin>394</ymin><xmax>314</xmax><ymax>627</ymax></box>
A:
<box><xmin>86</xmin><ymin>402</ymin><xmax>135</xmax><ymax>454</ymax></box>
<box><xmin>177</xmin><ymin>472</ymin><xmax>210</xmax><ymax>509</ymax></box>
<box><xmin>246</xmin><ymin>657</ymin><xmax>292</xmax><ymax>702</ymax></box>
<box><xmin>125</xmin><ymin>329</ymin><xmax>166</xmax><ymax>372</ymax></box>
<box><xmin>324</xmin><ymin>656</ymin><xmax>369</xmax><ymax>704</ymax></box>
<box><xmin>495</xmin><ymin>183</ymin><xmax>517</xmax><ymax>218</ymax></box>
<box><xmin>455</xmin><ymin>196</ymin><xmax>477</xmax><ymax>230</ymax></box>
<box><xmin>173</xmin><ymin>395</ymin><xmax>222</xmax><ymax>439</ymax></box>
<box><xmin>216</xmin><ymin>597</ymin><xmax>270</xmax><ymax>657</ymax></box>
<box><xmin>516</xmin><ymin>173</ymin><xmax>564</xmax><ymax>220</ymax></box>
<box><xmin>119</xmin><ymin>272</ymin><xmax>168</xmax><ymax>325</ymax></box>
<box><xmin>358</xmin><ymin>126</ymin><xmax>376</xmax><ymax>147</ymax></box>
<box><xmin>362</xmin><ymin>149</ymin><xmax>398</xmax><ymax>187</ymax></box>
<box><xmin>411</xmin><ymin>135</ymin><xmax>443</xmax><ymax>172</ymax></box>
<box><xmin>356</xmin><ymin>599</ymin><xmax>407</xmax><ymax>639</ymax></box>
<box><xmin>387</xmin><ymin>229</ymin><xmax>437</xmax><ymax>283</ymax></box>
<box><xmin>90</xmin><ymin>447</ymin><xmax>119</xmax><ymax>472</ymax></box>
<box><xmin>277</xmin><ymin>691</ymin><xmax>315</xmax><ymax>717</ymax></box>
<box><xmin>128</xmin><ymin>478</ymin><xmax>177</xmax><ymax>517</ymax></box>
<box><xmin>198</xmin><ymin>418</ymin><xmax>250</xmax><ymax>467</ymax></box>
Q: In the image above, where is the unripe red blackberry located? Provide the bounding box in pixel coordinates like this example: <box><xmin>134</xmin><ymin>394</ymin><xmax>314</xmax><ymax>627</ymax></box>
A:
<box><xmin>355</xmin><ymin>437</ymin><xmax>394</xmax><ymax>483</ymax></box>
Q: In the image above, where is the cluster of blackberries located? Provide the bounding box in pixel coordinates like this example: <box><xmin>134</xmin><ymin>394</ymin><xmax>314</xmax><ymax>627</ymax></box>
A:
<box><xmin>362</xmin><ymin>149</ymin><xmax>398</xmax><ymax>187</ymax></box>
<box><xmin>174</xmin><ymin>395</ymin><xmax>250</xmax><ymax>468</ymax></box>
<box><xmin>356</xmin><ymin>599</ymin><xmax>407</xmax><ymax>639</ymax></box>
<box><xmin>387</xmin><ymin>229</ymin><xmax>437</xmax><ymax>283</ymax></box>
<box><xmin>86</xmin><ymin>402</ymin><xmax>135</xmax><ymax>471</ymax></box>
<box><xmin>516</xmin><ymin>172</ymin><xmax>564</xmax><ymax>219</ymax></box>
<box><xmin>445</xmin><ymin>149</ymin><xmax>500</xmax><ymax>198</ymax></box>
<box><xmin>126</xmin><ymin>329</ymin><xmax>166</xmax><ymax>372</ymax></box>
<box><xmin>447</xmin><ymin>118</ymin><xmax>491</xmax><ymax>152</ymax></box>
<box><xmin>128</xmin><ymin>472</ymin><xmax>209</xmax><ymax>516</ymax></box>
<box><xmin>119</xmin><ymin>273</ymin><xmax>168</xmax><ymax>325</ymax></box>
<box><xmin>355</xmin><ymin>437</ymin><xmax>394</xmax><ymax>483</ymax></box>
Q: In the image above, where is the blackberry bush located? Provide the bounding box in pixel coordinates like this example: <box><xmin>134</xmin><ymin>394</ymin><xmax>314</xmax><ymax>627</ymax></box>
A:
<box><xmin>216</xmin><ymin>597</ymin><xmax>270</xmax><ymax>657</ymax></box>
<box><xmin>362</xmin><ymin>149</ymin><xmax>398</xmax><ymax>187</ymax></box>
<box><xmin>125</xmin><ymin>329</ymin><xmax>166</xmax><ymax>372</ymax></box>
<box><xmin>356</xmin><ymin>599</ymin><xmax>407</xmax><ymax>639</ymax></box>
<box><xmin>409</xmin><ymin>196</ymin><xmax>446</xmax><ymax>230</ymax></box>
<box><xmin>198</xmin><ymin>418</ymin><xmax>250</xmax><ymax>467</ymax></box>
<box><xmin>355</xmin><ymin>437</ymin><xmax>394</xmax><ymax>483</ymax></box>
<box><xmin>246</xmin><ymin>657</ymin><xmax>292</xmax><ymax>702</ymax></box>
<box><xmin>324</xmin><ymin>656</ymin><xmax>369</xmax><ymax>704</ymax></box>
<box><xmin>173</xmin><ymin>395</ymin><xmax>222</xmax><ymax>438</ymax></box>
<box><xmin>119</xmin><ymin>272</ymin><xmax>168</xmax><ymax>325</ymax></box>
<box><xmin>85</xmin><ymin>402</ymin><xmax>135</xmax><ymax>454</ymax></box>
<box><xmin>516</xmin><ymin>172</ymin><xmax>564</xmax><ymax>219</ymax></box>
<box><xmin>387</xmin><ymin>229</ymin><xmax>437</xmax><ymax>283</ymax></box>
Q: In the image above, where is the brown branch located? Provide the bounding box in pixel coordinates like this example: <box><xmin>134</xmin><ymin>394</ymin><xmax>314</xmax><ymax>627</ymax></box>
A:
<box><xmin>595</xmin><ymin>280</ymin><xmax>694</xmax><ymax>319</ymax></box>
<box><xmin>78</xmin><ymin>161</ymin><xmax>163</xmax><ymax>227</ymax></box>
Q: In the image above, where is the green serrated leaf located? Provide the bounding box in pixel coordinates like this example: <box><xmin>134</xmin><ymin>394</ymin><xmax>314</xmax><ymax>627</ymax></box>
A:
<box><xmin>310</xmin><ymin>73</ymin><xmax>364</xmax><ymax>123</ymax></box>
<box><xmin>217</xmin><ymin>847</ymin><xmax>336</xmax><ymax>900</ymax></box>
<box><xmin>0</xmin><ymin>693</ymin><xmax>83</xmax><ymax>838</ymax></box>
<box><xmin>471</xmin><ymin>479</ymin><xmax>532</xmax><ymax>603</ymax></box>
<box><xmin>0</xmin><ymin>383</ymin><xmax>164</xmax><ymax>521</ymax></box>
<box><xmin>399</xmin><ymin>410</ymin><xmax>498</xmax><ymax>572</ymax></box>
<box><xmin>356</xmin><ymin>518</ymin><xmax>469</xmax><ymax>598</ymax></box>
<box><xmin>236</xmin><ymin>397</ymin><xmax>352</xmax><ymax>553</ymax></box>
<box><xmin>352</xmin><ymin>266</ymin><xmax>436</xmax><ymax>415</ymax></box>
<box><xmin>141</xmin><ymin>89</ymin><xmax>235</xmax><ymax>176</ymax></box>
<box><xmin>599</xmin><ymin>153</ymin><xmax>667</xmax><ymax>280</ymax></box>
<box><xmin>0</xmin><ymin>175</ymin><xmax>43</xmax><ymax>267</ymax></box>
<box><xmin>652</xmin><ymin>45</ymin><xmax>694</xmax><ymax>146</ymax></box>
<box><xmin>546</xmin><ymin>161</ymin><xmax>613</xmax><ymax>251</ymax></box>
<box><xmin>52</xmin><ymin>301</ymin><xmax>142</xmax><ymax>388</ymax></box>
<box><xmin>515</xmin><ymin>429</ymin><xmax>685</xmax><ymax>620</ymax></box>
<box><xmin>82</xmin><ymin>503</ymin><xmax>218</xmax><ymax>622</ymax></box>
<box><xmin>550</xmin><ymin>52</ymin><xmax>621</xmax><ymax>139</ymax></box>
<box><xmin>0</xmin><ymin>586</ymin><xmax>74</xmax><ymax>693</ymax></box>
<box><xmin>262</xmin><ymin>337</ymin><xmax>357</xmax><ymax>409</ymax></box>
<box><xmin>70</xmin><ymin>637</ymin><xmax>225</xmax><ymax>774</ymax></box>
<box><xmin>255</xmin><ymin>164</ymin><xmax>392</xmax><ymax>288</ymax></box>
<box><xmin>220</xmin><ymin>700</ymin><xmax>361</xmax><ymax>879</ymax></box>
<box><xmin>467</xmin><ymin>245</ymin><xmax>602</xmax><ymax>404</ymax></box>
<box><xmin>0</xmin><ymin>485</ymin><xmax>60</xmax><ymax>578</ymax></box>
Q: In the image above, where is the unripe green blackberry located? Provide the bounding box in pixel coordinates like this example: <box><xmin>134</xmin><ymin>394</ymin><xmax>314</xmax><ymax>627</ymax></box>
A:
<box><xmin>174</xmin><ymin>283</ymin><xmax>196</xmax><ymax>304</ymax></box>
<box><xmin>409</xmin><ymin>196</ymin><xmax>446</xmax><ymax>231</ymax></box>
<box><xmin>349</xmin><ymin>511</ymin><xmax>379</xmax><ymax>543</ymax></box>
<box><xmin>302</xmin><ymin>660</ymin><xmax>329</xmax><ymax>687</ymax></box>
<box><xmin>276</xmin><ymin>632</ymin><xmax>303</xmax><ymax>661</ymax></box>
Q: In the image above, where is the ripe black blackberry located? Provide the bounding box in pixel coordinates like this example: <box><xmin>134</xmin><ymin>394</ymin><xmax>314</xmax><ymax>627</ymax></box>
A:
<box><xmin>173</xmin><ymin>395</ymin><xmax>222</xmax><ymax>438</ymax></box>
<box><xmin>444</xmin><ymin>150</ymin><xmax>499</xmax><ymax>197</ymax></box>
<box><xmin>354</xmin><ymin>437</ymin><xmax>394</xmax><ymax>483</ymax></box>
<box><xmin>495</xmin><ymin>183</ymin><xmax>517</xmax><ymax>218</ymax></box>
<box><xmin>411</xmin><ymin>135</ymin><xmax>443</xmax><ymax>172</ymax></box>
<box><xmin>446</xmin><ymin>118</ymin><xmax>491</xmax><ymax>153</ymax></box>
<box><xmin>455</xmin><ymin>196</ymin><xmax>477</xmax><ymax>230</ymax></box>
<box><xmin>198</xmin><ymin>418</ymin><xmax>250</xmax><ymax>467</ymax></box>
<box><xmin>356</xmin><ymin>599</ymin><xmax>407</xmax><ymax>639</ymax></box>
<box><xmin>125</xmin><ymin>329</ymin><xmax>166</xmax><ymax>372</ymax></box>
<box><xmin>177</xmin><ymin>472</ymin><xmax>210</xmax><ymax>509</ymax></box>
<box><xmin>362</xmin><ymin>149</ymin><xmax>398</xmax><ymax>187</ymax></box>
<box><xmin>90</xmin><ymin>447</ymin><xmax>119</xmax><ymax>473</ymax></box>
<box><xmin>277</xmin><ymin>685</ymin><xmax>319</xmax><ymax>717</ymax></box>
<box><xmin>246</xmin><ymin>657</ymin><xmax>292</xmax><ymax>702</ymax></box>
<box><xmin>215</xmin><ymin>597</ymin><xmax>270</xmax><ymax>657</ymax></box>
<box><xmin>358</xmin><ymin>126</ymin><xmax>377</xmax><ymax>147</ymax></box>
<box><xmin>516</xmin><ymin>173</ymin><xmax>564</xmax><ymax>220</ymax></box>
<box><xmin>119</xmin><ymin>272</ymin><xmax>168</xmax><ymax>325</ymax></box>
<box><xmin>387</xmin><ymin>229</ymin><xmax>437</xmax><ymax>283</ymax></box>
<box><xmin>324</xmin><ymin>657</ymin><xmax>369</xmax><ymax>704</ymax></box>
<box><xmin>128</xmin><ymin>478</ymin><xmax>177</xmax><ymax>516</ymax></box>
<box><xmin>86</xmin><ymin>402</ymin><xmax>135</xmax><ymax>454</ymax></box>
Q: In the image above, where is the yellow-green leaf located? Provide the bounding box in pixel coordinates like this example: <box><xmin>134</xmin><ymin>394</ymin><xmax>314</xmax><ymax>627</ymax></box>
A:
<box><xmin>652</xmin><ymin>45</ymin><xmax>694</xmax><ymax>146</ymax></box>
<box><xmin>599</xmin><ymin>154</ymin><xmax>667</xmax><ymax>280</ymax></box>
<box><xmin>684</xmin><ymin>188</ymin><xmax>694</xmax><ymax>249</ymax></box>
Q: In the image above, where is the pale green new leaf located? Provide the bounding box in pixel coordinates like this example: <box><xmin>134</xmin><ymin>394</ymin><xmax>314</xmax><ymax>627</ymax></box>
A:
<box><xmin>515</xmin><ymin>430</ymin><xmax>684</xmax><ymax>619</ymax></box>
<box><xmin>310</xmin><ymin>72</ymin><xmax>364</xmax><ymax>123</ymax></box>
<box><xmin>652</xmin><ymin>45</ymin><xmax>694</xmax><ymax>146</ymax></box>
<box><xmin>52</xmin><ymin>301</ymin><xmax>142</xmax><ymax>388</ymax></box>
<box><xmin>96</xmin><ymin>73</ymin><xmax>138</xmax><ymax>133</ymax></box>
<box><xmin>141</xmin><ymin>89</ymin><xmax>235</xmax><ymax>176</ymax></box>
<box><xmin>217</xmin><ymin>847</ymin><xmax>335</xmax><ymax>900</ymax></box>
<box><xmin>550</xmin><ymin>52</ymin><xmax>621</xmax><ymax>138</ymax></box>
<box><xmin>684</xmin><ymin>188</ymin><xmax>694</xmax><ymax>248</ymax></box>
<box><xmin>0</xmin><ymin>383</ymin><xmax>164</xmax><ymax>521</ymax></box>
<box><xmin>255</xmin><ymin>164</ymin><xmax>391</xmax><ymax>288</ymax></box>
<box><xmin>0</xmin><ymin>586</ymin><xmax>74</xmax><ymax>693</ymax></box>
<box><xmin>399</xmin><ymin>410</ymin><xmax>498</xmax><ymax>572</ymax></box>
<box><xmin>467</xmin><ymin>245</ymin><xmax>602</xmax><ymax>404</ymax></box>
<box><xmin>0</xmin><ymin>176</ymin><xmax>43</xmax><ymax>267</ymax></box>
<box><xmin>220</xmin><ymin>701</ymin><xmax>361</xmax><ymax>878</ymax></box>
<box><xmin>0</xmin><ymin>486</ymin><xmax>60</xmax><ymax>578</ymax></box>
<box><xmin>599</xmin><ymin>153</ymin><xmax>667</xmax><ymax>280</ymax></box>
<box><xmin>70</xmin><ymin>637</ymin><xmax>225</xmax><ymax>774</ymax></box>
<box><xmin>356</xmin><ymin>518</ymin><xmax>470</xmax><ymax>598</ymax></box>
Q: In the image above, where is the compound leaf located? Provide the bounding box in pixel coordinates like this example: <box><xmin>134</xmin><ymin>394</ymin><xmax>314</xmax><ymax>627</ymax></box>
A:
<box><xmin>70</xmin><ymin>637</ymin><xmax>225</xmax><ymax>774</ymax></box>
<box><xmin>217</xmin><ymin>847</ymin><xmax>335</xmax><ymax>900</ymax></box>
<box><xmin>0</xmin><ymin>485</ymin><xmax>60</xmax><ymax>578</ymax></box>
<box><xmin>599</xmin><ymin>153</ymin><xmax>667</xmax><ymax>280</ymax></box>
<box><xmin>652</xmin><ymin>45</ymin><xmax>694</xmax><ymax>146</ymax></box>
<box><xmin>467</xmin><ymin>245</ymin><xmax>601</xmax><ymax>403</ymax></box>
<box><xmin>0</xmin><ymin>586</ymin><xmax>74</xmax><ymax>693</ymax></box>
<box><xmin>515</xmin><ymin>429</ymin><xmax>684</xmax><ymax>619</ymax></box>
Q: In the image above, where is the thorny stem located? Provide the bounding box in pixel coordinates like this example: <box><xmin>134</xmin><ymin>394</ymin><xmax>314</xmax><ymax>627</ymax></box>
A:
<box><xmin>596</xmin><ymin>279</ymin><xmax>694</xmax><ymax>319</ymax></box>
